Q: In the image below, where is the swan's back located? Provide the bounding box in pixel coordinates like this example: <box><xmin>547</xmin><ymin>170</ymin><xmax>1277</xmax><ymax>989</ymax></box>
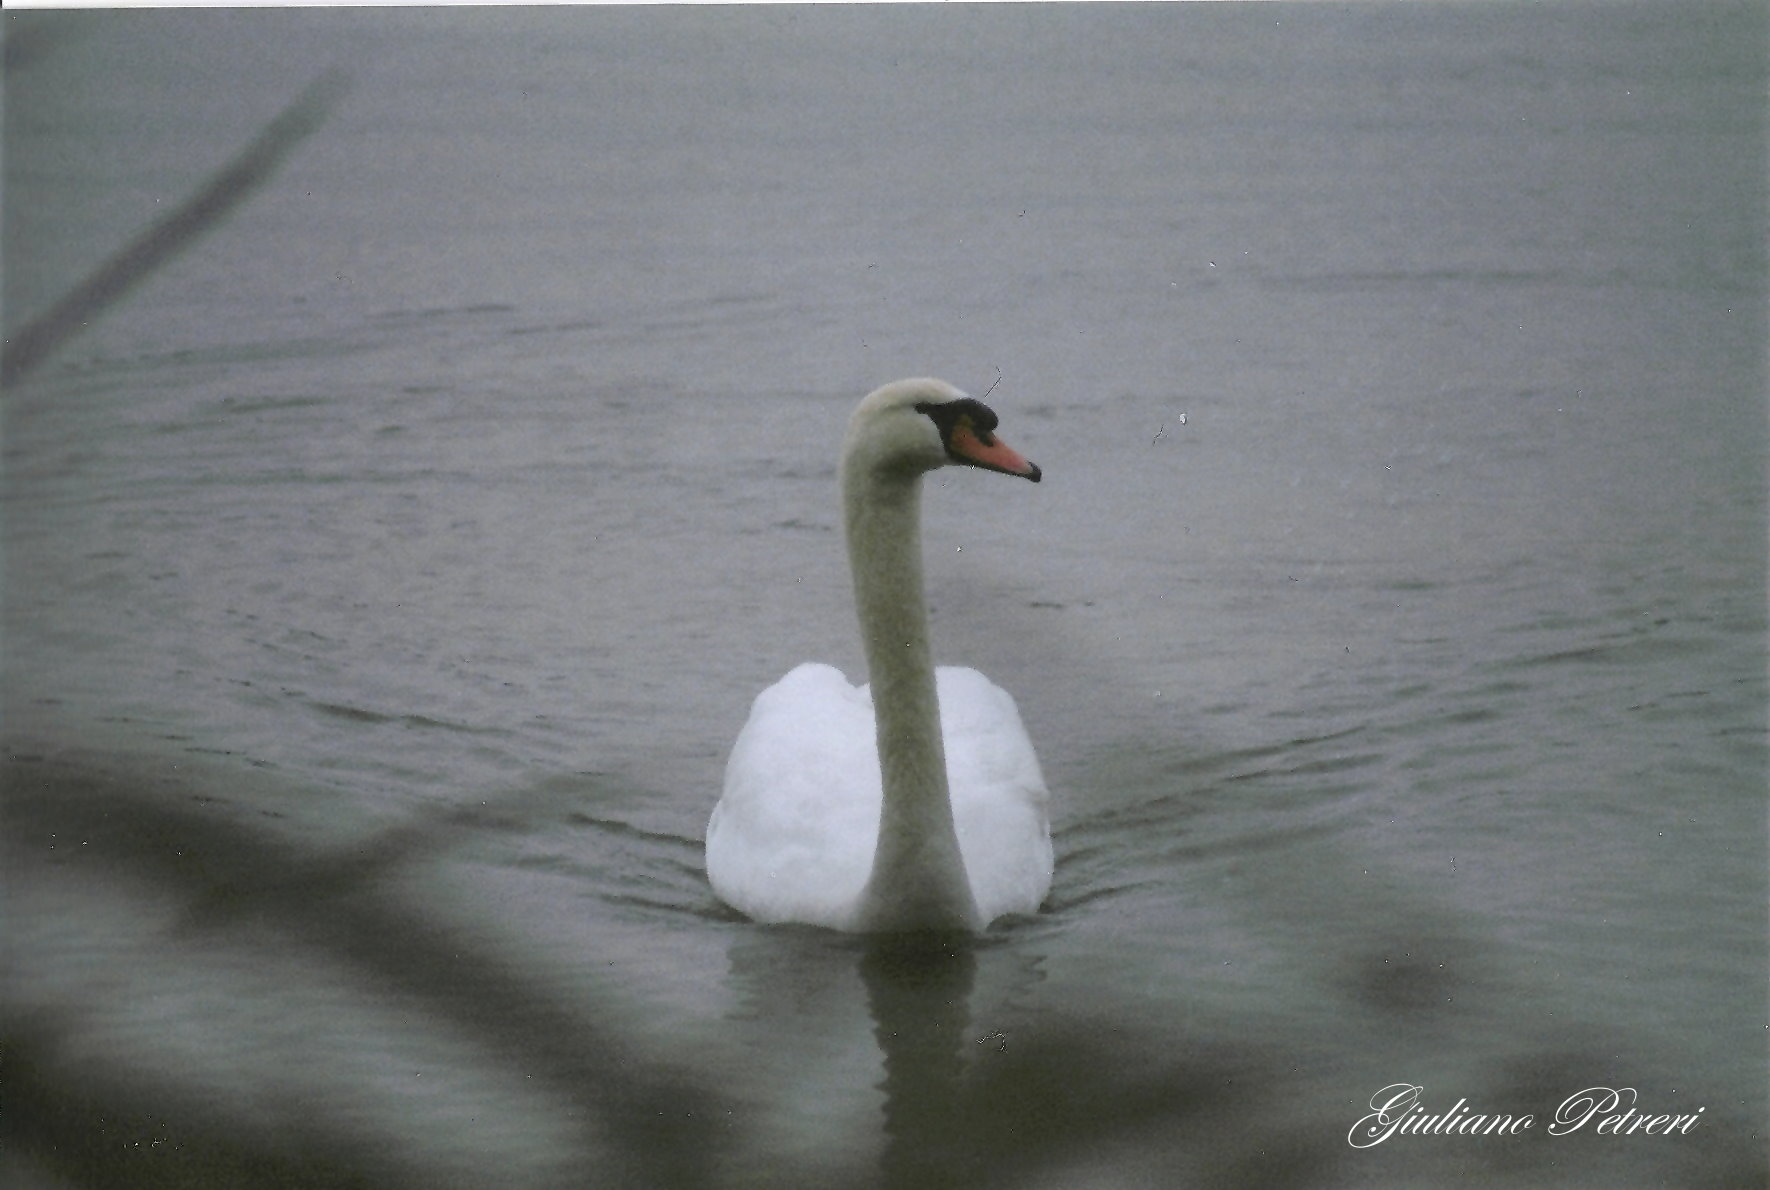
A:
<box><xmin>706</xmin><ymin>662</ymin><xmax>1051</xmax><ymax>929</ymax></box>
<box><xmin>708</xmin><ymin>664</ymin><xmax>879</xmax><ymax>928</ymax></box>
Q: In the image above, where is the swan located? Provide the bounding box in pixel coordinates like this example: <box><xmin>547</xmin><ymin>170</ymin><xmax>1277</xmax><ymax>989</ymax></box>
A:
<box><xmin>706</xmin><ymin>379</ymin><xmax>1052</xmax><ymax>933</ymax></box>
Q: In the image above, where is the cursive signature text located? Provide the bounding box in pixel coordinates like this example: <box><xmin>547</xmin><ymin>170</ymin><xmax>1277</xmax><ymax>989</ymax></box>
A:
<box><xmin>1349</xmin><ymin>1084</ymin><xmax>1703</xmax><ymax>1149</ymax></box>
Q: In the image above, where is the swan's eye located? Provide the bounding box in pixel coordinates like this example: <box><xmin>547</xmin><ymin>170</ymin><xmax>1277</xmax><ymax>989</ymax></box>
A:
<box><xmin>916</xmin><ymin>397</ymin><xmax>1000</xmax><ymax>445</ymax></box>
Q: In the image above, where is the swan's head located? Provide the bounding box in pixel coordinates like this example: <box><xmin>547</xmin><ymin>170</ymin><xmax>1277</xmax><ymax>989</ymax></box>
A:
<box><xmin>844</xmin><ymin>378</ymin><xmax>1042</xmax><ymax>484</ymax></box>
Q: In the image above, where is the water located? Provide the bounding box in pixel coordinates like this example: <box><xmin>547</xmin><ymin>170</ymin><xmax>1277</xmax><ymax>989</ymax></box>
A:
<box><xmin>4</xmin><ymin>5</ymin><xmax>1765</xmax><ymax>1187</ymax></box>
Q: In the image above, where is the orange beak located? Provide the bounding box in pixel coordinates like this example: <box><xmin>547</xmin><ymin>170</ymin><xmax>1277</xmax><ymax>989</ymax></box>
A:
<box><xmin>950</xmin><ymin>419</ymin><xmax>1042</xmax><ymax>482</ymax></box>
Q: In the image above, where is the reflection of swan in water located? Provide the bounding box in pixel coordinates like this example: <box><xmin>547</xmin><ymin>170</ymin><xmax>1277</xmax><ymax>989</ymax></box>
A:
<box><xmin>861</xmin><ymin>936</ymin><xmax>978</xmax><ymax>1188</ymax></box>
<box><xmin>706</xmin><ymin>379</ymin><xmax>1053</xmax><ymax>932</ymax></box>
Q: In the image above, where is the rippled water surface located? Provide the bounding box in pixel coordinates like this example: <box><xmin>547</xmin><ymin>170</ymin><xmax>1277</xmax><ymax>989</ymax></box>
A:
<box><xmin>4</xmin><ymin>5</ymin><xmax>1765</xmax><ymax>1187</ymax></box>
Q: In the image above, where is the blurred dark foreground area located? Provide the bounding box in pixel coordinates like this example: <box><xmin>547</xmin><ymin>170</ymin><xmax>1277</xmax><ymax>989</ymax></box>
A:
<box><xmin>4</xmin><ymin>741</ymin><xmax>1764</xmax><ymax>1190</ymax></box>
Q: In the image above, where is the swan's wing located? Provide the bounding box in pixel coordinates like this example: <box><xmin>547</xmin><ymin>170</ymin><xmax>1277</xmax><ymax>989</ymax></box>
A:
<box><xmin>706</xmin><ymin>663</ymin><xmax>880</xmax><ymax>928</ymax></box>
<box><xmin>936</xmin><ymin>667</ymin><xmax>1054</xmax><ymax>923</ymax></box>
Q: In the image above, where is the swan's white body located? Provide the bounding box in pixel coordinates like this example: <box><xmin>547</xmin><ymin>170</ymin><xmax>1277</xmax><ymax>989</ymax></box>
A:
<box><xmin>706</xmin><ymin>379</ymin><xmax>1052</xmax><ymax>932</ymax></box>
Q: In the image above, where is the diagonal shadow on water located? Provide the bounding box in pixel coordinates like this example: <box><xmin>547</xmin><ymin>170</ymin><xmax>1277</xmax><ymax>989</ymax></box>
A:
<box><xmin>2</xmin><ymin>67</ymin><xmax>349</xmax><ymax>387</ymax></box>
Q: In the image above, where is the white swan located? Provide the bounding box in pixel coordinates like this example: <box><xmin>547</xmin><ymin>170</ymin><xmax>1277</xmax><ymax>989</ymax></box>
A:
<box><xmin>706</xmin><ymin>379</ymin><xmax>1053</xmax><ymax>932</ymax></box>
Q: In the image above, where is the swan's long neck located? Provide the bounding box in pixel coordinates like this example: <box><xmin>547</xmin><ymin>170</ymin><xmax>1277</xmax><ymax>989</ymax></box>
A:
<box><xmin>844</xmin><ymin>462</ymin><xmax>981</xmax><ymax>933</ymax></box>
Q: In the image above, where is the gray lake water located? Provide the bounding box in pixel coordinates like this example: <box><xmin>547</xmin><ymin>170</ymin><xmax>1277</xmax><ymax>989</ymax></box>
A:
<box><xmin>3</xmin><ymin>5</ymin><xmax>1765</xmax><ymax>1187</ymax></box>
